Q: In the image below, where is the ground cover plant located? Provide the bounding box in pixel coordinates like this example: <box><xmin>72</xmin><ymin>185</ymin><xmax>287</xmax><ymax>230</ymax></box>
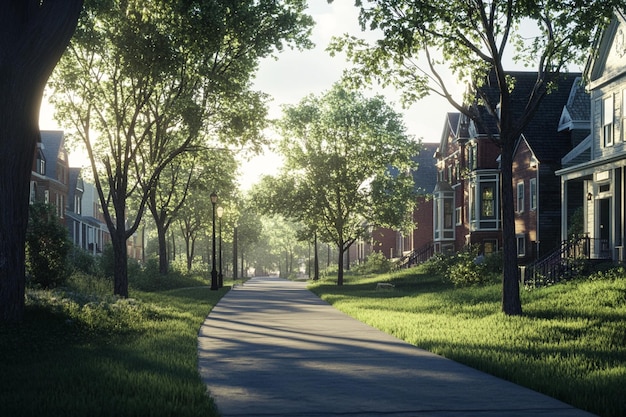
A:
<box><xmin>309</xmin><ymin>266</ymin><xmax>626</xmax><ymax>417</ymax></box>
<box><xmin>0</xmin><ymin>271</ymin><xmax>225</xmax><ymax>417</ymax></box>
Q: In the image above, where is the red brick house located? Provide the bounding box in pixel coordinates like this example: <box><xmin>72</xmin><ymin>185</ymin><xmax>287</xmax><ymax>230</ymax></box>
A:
<box><xmin>512</xmin><ymin>75</ymin><xmax>589</xmax><ymax>264</ymax></box>
<box><xmin>434</xmin><ymin>111</ymin><xmax>502</xmax><ymax>254</ymax></box>
<box><xmin>30</xmin><ymin>130</ymin><xmax>69</xmax><ymax>224</ymax></box>
<box><xmin>371</xmin><ymin>143</ymin><xmax>437</xmax><ymax>260</ymax></box>
<box><xmin>434</xmin><ymin>72</ymin><xmax>585</xmax><ymax>258</ymax></box>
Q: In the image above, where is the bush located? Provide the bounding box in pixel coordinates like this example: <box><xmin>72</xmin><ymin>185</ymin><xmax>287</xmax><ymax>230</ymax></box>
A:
<box><xmin>355</xmin><ymin>252</ymin><xmax>391</xmax><ymax>275</ymax></box>
<box><xmin>446</xmin><ymin>246</ymin><xmax>490</xmax><ymax>287</ymax></box>
<box><xmin>422</xmin><ymin>251</ymin><xmax>455</xmax><ymax>276</ymax></box>
<box><xmin>26</xmin><ymin>203</ymin><xmax>71</xmax><ymax>288</ymax></box>
<box><xmin>68</xmin><ymin>247</ymin><xmax>97</xmax><ymax>275</ymax></box>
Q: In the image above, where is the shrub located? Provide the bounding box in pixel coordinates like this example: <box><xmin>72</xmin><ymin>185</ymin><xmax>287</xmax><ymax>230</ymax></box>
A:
<box><xmin>97</xmin><ymin>243</ymin><xmax>115</xmax><ymax>278</ymax></box>
<box><xmin>446</xmin><ymin>246</ymin><xmax>490</xmax><ymax>287</ymax></box>
<box><xmin>421</xmin><ymin>251</ymin><xmax>455</xmax><ymax>276</ymax></box>
<box><xmin>26</xmin><ymin>203</ymin><xmax>71</xmax><ymax>288</ymax></box>
<box><xmin>68</xmin><ymin>247</ymin><xmax>97</xmax><ymax>275</ymax></box>
<box><xmin>355</xmin><ymin>252</ymin><xmax>391</xmax><ymax>275</ymax></box>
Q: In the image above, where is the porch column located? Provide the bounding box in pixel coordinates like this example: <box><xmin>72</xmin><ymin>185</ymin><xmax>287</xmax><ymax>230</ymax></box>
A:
<box><xmin>561</xmin><ymin>175</ymin><xmax>568</xmax><ymax>242</ymax></box>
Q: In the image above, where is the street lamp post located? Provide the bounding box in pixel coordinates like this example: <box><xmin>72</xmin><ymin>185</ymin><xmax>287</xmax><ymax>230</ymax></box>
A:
<box><xmin>210</xmin><ymin>192</ymin><xmax>219</xmax><ymax>291</ymax></box>
<box><xmin>217</xmin><ymin>206</ymin><xmax>224</xmax><ymax>288</ymax></box>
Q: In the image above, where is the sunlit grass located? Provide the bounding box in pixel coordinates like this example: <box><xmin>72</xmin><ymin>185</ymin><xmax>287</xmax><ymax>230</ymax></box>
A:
<box><xmin>0</xmin><ymin>273</ymin><xmax>226</xmax><ymax>417</ymax></box>
<box><xmin>310</xmin><ymin>267</ymin><xmax>626</xmax><ymax>417</ymax></box>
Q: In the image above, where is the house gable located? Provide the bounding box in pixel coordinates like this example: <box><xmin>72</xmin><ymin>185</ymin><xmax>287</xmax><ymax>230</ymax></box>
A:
<box><xmin>588</xmin><ymin>12</ymin><xmax>626</xmax><ymax>90</ymax></box>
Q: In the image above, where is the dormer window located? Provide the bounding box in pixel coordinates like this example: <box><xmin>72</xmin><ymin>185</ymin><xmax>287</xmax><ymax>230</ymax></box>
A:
<box><xmin>36</xmin><ymin>149</ymin><xmax>46</xmax><ymax>175</ymax></box>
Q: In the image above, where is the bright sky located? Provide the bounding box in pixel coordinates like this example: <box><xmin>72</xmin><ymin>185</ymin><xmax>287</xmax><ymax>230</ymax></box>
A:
<box><xmin>39</xmin><ymin>1</ymin><xmax>462</xmax><ymax>190</ymax></box>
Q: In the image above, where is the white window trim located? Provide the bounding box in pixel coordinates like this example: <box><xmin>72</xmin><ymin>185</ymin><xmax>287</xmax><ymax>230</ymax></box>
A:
<box><xmin>517</xmin><ymin>181</ymin><xmax>525</xmax><ymax>213</ymax></box>
<box><xmin>603</xmin><ymin>95</ymin><xmax>614</xmax><ymax>147</ymax></box>
<box><xmin>516</xmin><ymin>234</ymin><xmax>526</xmax><ymax>257</ymax></box>
<box><xmin>529</xmin><ymin>178</ymin><xmax>537</xmax><ymax>211</ymax></box>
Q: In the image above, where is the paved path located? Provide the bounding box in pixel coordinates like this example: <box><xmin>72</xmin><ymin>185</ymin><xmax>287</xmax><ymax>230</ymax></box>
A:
<box><xmin>198</xmin><ymin>276</ymin><xmax>596</xmax><ymax>417</ymax></box>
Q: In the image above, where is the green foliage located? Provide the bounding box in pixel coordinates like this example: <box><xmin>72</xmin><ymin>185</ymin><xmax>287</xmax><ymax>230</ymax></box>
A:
<box><xmin>354</xmin><ymin>251</ymin><xmax>391</xmax><ymax>275</ymax></box>
<box><xmin>26</xmin><ymin>203</ymin><xmax>72</xmax><ymax>289</ymax></box>
<box><xmin>97</xmin><ymin>243</ymin><xmax>115</xmax><ymax>278</ymax></box>
<box><xmin>446</xmin><ymin>246</ymin><xmax>490</xmax><ymax>287</ymax></box>
<box><xmin>421</xmin><ymin>252</ymin><xmax>455</xmax><ymax>276</ymax></box>
<box><xmin>0</xmin><ymin>272</ymin><xmax>225</xmax><ymax>416</ymax></box>
<box><xmin>421</xmin><ymin>247</ymin><xmax>501</xmax><ymax>287</ymax></box>
<box><xmin>68</xmin><ymin>247</ymin><xmax>97</xmax><ymax>275</ymax></box>
<box><xmin>309</xmin><ymin>269</ymin><xmax>626</xmax><ymax>417</ymax></box>
<box><xmin>587</xmin><ymin>265</ymin><xmax>626</xmax><ymax>282</ymax></box>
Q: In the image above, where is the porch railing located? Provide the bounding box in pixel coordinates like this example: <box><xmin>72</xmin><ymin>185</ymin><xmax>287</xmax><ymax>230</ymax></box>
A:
<box><xmin>395</xmin><ymin>242</ymin><xmax>434</xmax><ymax>269</ymax></box>
<box><xmin>522</xmin><ymin>235</ymin><xmax>610</xmax><ymax>288</ymax></box>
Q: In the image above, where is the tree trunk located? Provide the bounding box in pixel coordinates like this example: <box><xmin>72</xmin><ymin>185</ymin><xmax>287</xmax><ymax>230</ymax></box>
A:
<box><xmin>500</xmin><ymin>140</ymin><xmax>522</xmax><ymax>315</ymax></box>
<box><xmin>112</xmin><ymin>228</ymin><xmax>129</xmax><ymax>298</ymax></box>
<box><xmin>156</xmin><ymin>222</ymin><xmax>168</xmax><ymax>274</ymax></box>
<box><xmin>337</xmin><ymin>242</ymin><xmax>345</xmax><ymax>286</ymax></box>
<box><xmin>233</xmin><ymin>226</ymin><xmax>238</xmax><ymax>280</ymax></box>
<box><xmin>0</xmin><ymin>1</ymin><xmax>83</xmax><ymax>323</ymax></box>
<box><xmin>313</xmin><ymin>233</ymin><xmax>319</xmax><ymax>281</ymax></box>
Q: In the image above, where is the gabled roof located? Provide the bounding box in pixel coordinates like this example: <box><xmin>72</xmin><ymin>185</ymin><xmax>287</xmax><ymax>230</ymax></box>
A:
<box><xmin>558</xmin><ymin>77</ymin><xmax>590</xmax><ymax>132</ymax></box>
<box><xmin>470</xmin><ymin>71</ymin><xmax>582</xmax><ymax>164</ymax></box>
<box><xmin>586</xmin><ymin>10</ymin><xmax>626</xmax><ymax>90</ymax></box>
<box><xmin>40</xmin><ymin>130</ymin><xmax>65</xmax><ymax>180</ymax></box>
<box><xmin>412</xmin><ymin>143</ymin><xmax>438</xmax><ymax>195</ymax></box>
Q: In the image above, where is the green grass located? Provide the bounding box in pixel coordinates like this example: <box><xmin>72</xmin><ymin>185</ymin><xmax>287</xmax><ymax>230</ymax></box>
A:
<box><xmin>0</xmin><ymin>273</ymin><xmax>226</xmax><ymax>417</ymax></box>
<box><xmin>309</xmin><ymin>268</ymin><xmax>626</xmax><ymax>417</ymax></box>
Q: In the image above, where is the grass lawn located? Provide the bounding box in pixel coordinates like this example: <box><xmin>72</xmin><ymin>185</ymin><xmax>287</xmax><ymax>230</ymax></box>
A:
<box><xmin>309</xmin><ymin>267</ymin><xmax>626</xmax><ymax>417</ymax></box>
<box><xmin>0</xmin><ymin>273</ymin><xmax>227</xmax><ymax>417</ymax></box>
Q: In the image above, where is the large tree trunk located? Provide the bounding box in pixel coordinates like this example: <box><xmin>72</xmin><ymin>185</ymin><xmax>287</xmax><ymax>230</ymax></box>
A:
<box><xmin>500</xmin><ymin>139</ymin><xmax>522</xmax><ymax>315</ymax></box>
<box><xmin>337</xmin><ymin>242</ymin><xmax>345</xmax><ymax>286</ymax></box>
<box><xmin>112</xmin><ymin>230</ymin><xmax>129</xmax><ymax>297</ymax></box>
<box><xmin>0</xmin><ymin>1</ymin><xmax>83</xmax><ymax>323</ymax></box>
<box><xmin>112</xmin><ymin>215</ymin><xmax>129</xmax><ymax>298</ymax></box>
<box><xmin>155</xmin><ymin>222</ymin><xmax>168</xmax><ymax>274</ymax></box>
<box><xmin>313</xmin><ymin>234</ymin><xmax>319</xmax><ymax>281</ymax></box>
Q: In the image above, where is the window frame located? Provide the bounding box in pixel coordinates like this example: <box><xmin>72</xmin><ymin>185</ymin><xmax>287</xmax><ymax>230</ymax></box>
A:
<box><xmin>603</xmin><ymin>94</ymin><xmax>614</xmax><ymax>147</ymax></box>
<box><xmin>529</xmin><ymin>178</ymin><xmax>537</xmax><ymax>211</ymax></box>
<box><xmin>517</xmin><ymin>181</ymin><xmax>525</xmax><ymax>213</ymax></box>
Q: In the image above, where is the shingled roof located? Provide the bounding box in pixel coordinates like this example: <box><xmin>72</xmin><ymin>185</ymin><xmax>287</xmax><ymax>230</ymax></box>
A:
<box><xmin>412</xmin><ymin>143</ymin><xmax>438</xmax><ymax>195</ymax></box>
<box><xmin>470</xmin><ymin>71</ymin><xmax>583</xmax><ymax>164</ymax></box>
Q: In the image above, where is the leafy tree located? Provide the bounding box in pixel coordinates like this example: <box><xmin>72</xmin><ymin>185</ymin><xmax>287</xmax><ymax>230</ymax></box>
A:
<box><xmin>50</xmin><ymin>0</ymin><xmax>313</xmax><ymax>297</ymax></box>
<box><xmin>176</xmin><ymin>152</ymin><xmax>238</xmax><ymax>273</ymax></box>
<box><xmin>26</xmin><ymin>203</ymin><xmax>72</xmax><ymax>289</ymax></box>
<box><xmin>146</xmin><ymin>148</ymin><xmax>238</xmax><ymax>275</ymax></box>
<box><xmin>331</xmin><ymin>0</ymin><xmax>620</xmax><ymax>314</ymax></box>
<box><xmin>270</xmin><ymin>83</ymin><xmax>420</xmax><ymax>285</ymax></box>
<box><xmin>0</xmin><ymin>1</ymin><xmax>83</xmax><ymax>322</ymax></box>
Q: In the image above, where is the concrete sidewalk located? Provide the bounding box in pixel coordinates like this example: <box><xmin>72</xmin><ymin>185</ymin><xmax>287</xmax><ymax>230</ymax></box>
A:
<box><xmin>197</xmin><ymin>276</ymin><xmax>596</xmax><ymax>417</ymax></box>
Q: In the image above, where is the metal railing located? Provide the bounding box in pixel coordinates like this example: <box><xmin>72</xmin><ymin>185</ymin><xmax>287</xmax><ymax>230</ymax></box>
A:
<box><xmin>395</xmin><ymin>242</ymin><xmax>434</xmax><ymax>269</ymax></box>
<box><xmin>522</xmin><ymin>235</ymin><xmax>610</xmax><ymax>288</ymax></box>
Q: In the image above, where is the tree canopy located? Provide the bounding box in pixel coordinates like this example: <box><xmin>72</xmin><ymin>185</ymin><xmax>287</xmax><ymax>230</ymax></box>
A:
<box><xmin>50</xmin><ymin>0</ymin><xmax>313</xmax><ymax>297</ymax></box>
<box><xmin>254</xmin><ymin>82</ymin><xmax>421</xmax><ymax>285</ymax></box>
<box><xmin>331</xmin><ymin>0</ymin><xmax>620</xmax><ymax>314</ymax></box>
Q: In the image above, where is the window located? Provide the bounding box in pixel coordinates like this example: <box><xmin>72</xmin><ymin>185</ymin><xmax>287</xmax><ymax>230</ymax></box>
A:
<box><xmin>603</xmin><ymin>95</ymin><xmax>614</xmax><ymax>147</ymax></box>
<box><xmin>75</xmin><ymin>195</ymin><xmax>82</xmax><ymax>215</ymax></box>
<box><xmin>468</xmin><ymin>145</ymin><xmax>477</xmax><ymax>170</ymax></box>
<box><xmin>481</xmin><ymin>185</ymin><xmax>495</xmax><ymax>218</ymax></box>
<box><xmin>622</xmin><ymin>89</ymin><xmax>626</xmax><ymax>142</ymax></box>
<box><xmin>469</xmin><ymin>175</ymin><xmax>500</xmax><ymax>230</ymax></box>
<box><xmin>433</xmin><ymin>184</ymin><xmax>454</xmax><ymax>241</ymax></box>
<box><xmin>529</xmin><ymin>178</ymin><xmax>537</xmax><ymax>210</ymax></box>
<box><xmin>517</xmin><ymin>182</ymin><xmax>525</xmax><ymax>213</ymax></box>
<box><xmin>36</xmin><ymin>149</ymin><xmax>46</xmax><ymax>175</ymax></box>
<box><xmin>455</xmin><ymin>207</ymin><xmax>462</xmax><ymax>225</ymax></box>
<box><xmin>516</xmin><ymin>234</ymin><xmax>526</xmax><ymax>257</ymax></box>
